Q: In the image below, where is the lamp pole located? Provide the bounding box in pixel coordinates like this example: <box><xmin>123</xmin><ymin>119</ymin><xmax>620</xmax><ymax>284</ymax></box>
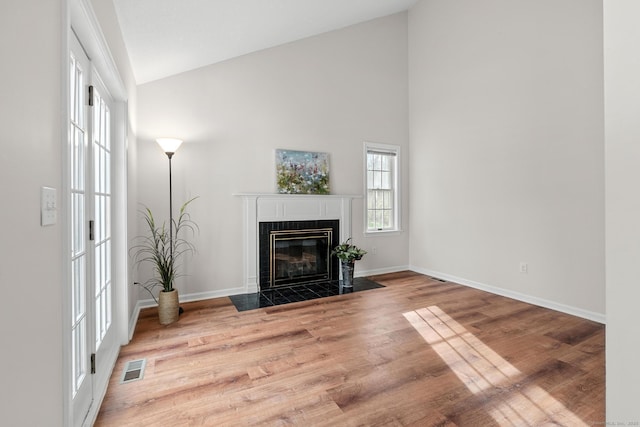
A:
<box><xmin>156</xmin><ymin>138</ymin><xmax>184</xmax><ymax>289</ymax></box>
<box><xmin>166</xmin><ymin>151</ymin><xmax>175</xmax><ymax>268</ymax></box>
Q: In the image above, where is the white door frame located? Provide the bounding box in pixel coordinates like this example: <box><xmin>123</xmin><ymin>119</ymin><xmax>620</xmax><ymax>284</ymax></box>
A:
<box><xmin>63</xmin><ymin>0</ymin><xmax>129</xmax><ymax>425</ymax></box>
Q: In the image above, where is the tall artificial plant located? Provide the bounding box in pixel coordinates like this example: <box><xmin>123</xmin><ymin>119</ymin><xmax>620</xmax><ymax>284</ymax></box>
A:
<box><xmin>132</xmin><ymin>197</ymin><xmax>198</xmax><ymax>302</ymax></box>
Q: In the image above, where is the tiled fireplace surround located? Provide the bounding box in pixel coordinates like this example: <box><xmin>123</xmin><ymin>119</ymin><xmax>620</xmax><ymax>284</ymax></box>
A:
<box><xmin>237</xmin><ymin>194</ymin><xmax>358</xmax><ymax>294</ymax></box>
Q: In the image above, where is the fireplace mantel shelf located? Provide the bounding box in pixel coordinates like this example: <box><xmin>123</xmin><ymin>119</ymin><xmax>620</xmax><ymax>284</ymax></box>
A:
<box><xmin>234</xmin><ymin>193</ymin><xmax>362</xmax><ymax>198</ymax></box>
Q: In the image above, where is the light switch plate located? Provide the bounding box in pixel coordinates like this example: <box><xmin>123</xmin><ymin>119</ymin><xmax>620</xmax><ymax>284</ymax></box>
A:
<box><xmin>41</xmin><ymin>186</ymin><xmax>57</xmax><ymax>226</ymax></box>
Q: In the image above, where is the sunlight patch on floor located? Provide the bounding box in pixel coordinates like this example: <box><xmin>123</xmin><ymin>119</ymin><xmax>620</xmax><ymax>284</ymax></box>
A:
<box><xmin>403</xmin><ymin>306</ymin><xmax>587</xmax><ymax>426</ymax></box>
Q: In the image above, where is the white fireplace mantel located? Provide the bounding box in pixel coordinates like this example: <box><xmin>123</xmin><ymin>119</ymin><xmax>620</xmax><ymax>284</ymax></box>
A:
<box><xmin>235</xmin><ymin>193</ymin><xmax>361</xmax><ymax>293</ymax></box>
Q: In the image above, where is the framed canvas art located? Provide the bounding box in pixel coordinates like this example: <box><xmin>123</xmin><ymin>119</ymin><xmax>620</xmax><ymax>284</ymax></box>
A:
<box><xmin>276</xmin><ymin>149</ymin><xmax>330</xmax><ymax>194</ymax></box>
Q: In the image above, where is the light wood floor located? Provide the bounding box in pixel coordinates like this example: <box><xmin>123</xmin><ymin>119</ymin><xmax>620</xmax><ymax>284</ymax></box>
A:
<box><xmin>95</xmin><ymin>271</ymin><xmax>605</xmax><ymax>426</ymax></box>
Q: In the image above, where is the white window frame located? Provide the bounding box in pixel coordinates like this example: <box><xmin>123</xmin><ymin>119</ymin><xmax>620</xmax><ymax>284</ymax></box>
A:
<box><xmin>364</xmin><ymin>142</ymin><xmax>401</xmax><ymax>235</ymax></box>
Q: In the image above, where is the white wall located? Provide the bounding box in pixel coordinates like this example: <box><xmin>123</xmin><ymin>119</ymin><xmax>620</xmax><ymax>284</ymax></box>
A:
<box><xmin>604</xmin><ymin>0</ymin><xmax>640</xmax><ymax>421</ymax></box>
<box><xmin>408</xmin><ymin>0</ymin><xmax>605</xmax><ymax>319</ymax></box>
<box><xmin>0</xmin><ymin>0</ymin><xmax>64</xmax><ymax>425</ymax></box>
<box><xmin>135</xmin><ymin>13</ymin><xmax>410</xmax><ymax>298</ymax></box>
<box><xmin>0</xmin><ymin>0</ymin><xmax>135</xmax><ymax>424</ymax></box>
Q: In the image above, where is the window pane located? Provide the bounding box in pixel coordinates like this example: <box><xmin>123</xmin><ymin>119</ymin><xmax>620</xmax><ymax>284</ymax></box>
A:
<box><xmin>105</xmin><ymin>109</ymin><xmax>111</xmax><ymax>151</ymax></box>
<box><xmin>375</xmin><ymin>191</ymin><xmax>385</xmax><ymax>209</ymax></box>
<box><xmin>383</xmin><ymin>191</ymin><xmax>391</xmax><ymax>209</ymax></box>
<box><xmin>95</xmin><ymin>244</ymin><xmax>101</xmax><ymax>296</ymax></box>
<box><xmin>105</xmin><ymin>239</ymin><xmax>111</xmax><ymax>282</ymax></box>
<box><xmin>383</xmin><ymin>211</ymin><xmax>391</xmax><ymax>229</ymax></box>
<box><xmin>72</xmin><ymin>257</ymin><xmax>85</xmax><ymax>322</ymax></box>
<box><xmin>70</xmin><ymin>59</ymin><xmax>76</xmax><ymax>122</ymax></box>
<box><xmin>106</xmin><ymin>282</ymin><xmax>112</xmax><ymax>327</ymax></box>
<box><xmin>381</xmin><ymin>171</ymin><xmax>390</xmax><ymax>189</ymax></box>
<box><xmin>381</xmin><ymin>155</ymin><xmax>389</xmax><ymax>171</ymax></box>
<box><xmin>72</xmin><ymin>193</ymin><xmax>85</xmax><ymax>255</ymax></box>
<box><xmin>72</xmin><ymin>318</ymin><xmax>86</xmax><ymax>396</ymax></box>
<box><xmin>105</xmin><ymin>151</ymin><xmax>111</xmax><ymax>194</ymax></box>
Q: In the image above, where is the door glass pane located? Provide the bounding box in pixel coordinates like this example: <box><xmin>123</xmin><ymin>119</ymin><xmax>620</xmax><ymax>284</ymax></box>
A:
<box><xmin>72</xmin><ymin>318</ymin><xmax>86</xmax><ymax>395</ymax></box>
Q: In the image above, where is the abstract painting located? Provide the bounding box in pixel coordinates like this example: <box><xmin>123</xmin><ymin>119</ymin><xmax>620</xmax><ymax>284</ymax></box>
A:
<box><xmin>276</xmin><ymin>149</ymin><xmax>330</xmax><ymax>194</ymax></box>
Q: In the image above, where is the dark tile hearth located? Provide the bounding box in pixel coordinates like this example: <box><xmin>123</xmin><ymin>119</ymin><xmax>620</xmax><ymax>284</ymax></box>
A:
<box><xmin>229</xmin><ymin>277</ymin><xmax>384</xmax><ymax>312</ymax></box>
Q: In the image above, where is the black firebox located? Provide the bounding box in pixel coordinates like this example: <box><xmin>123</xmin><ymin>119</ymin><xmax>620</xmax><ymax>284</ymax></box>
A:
<box><xmin>258</xmin><ymin>220</ymin><xmax>339</xmax><ymax>290</ymax></box>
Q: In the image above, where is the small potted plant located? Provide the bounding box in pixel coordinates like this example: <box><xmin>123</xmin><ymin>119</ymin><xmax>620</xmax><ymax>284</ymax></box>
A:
<box><xmin>331</xmin><ymin>238</ymin><xmax>367</xmax><ymax>287</ymax></box>
<box><xmin>131</xmin><ymin>198</ymin><xmax>198</xmax><ymax>324</ymax></box>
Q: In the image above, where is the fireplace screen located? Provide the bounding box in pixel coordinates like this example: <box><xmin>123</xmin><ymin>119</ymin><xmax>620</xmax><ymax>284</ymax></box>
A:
<box><xmin>269</xmin><ymin>228</ymin><xmax>332</xmax><ymax>288</ymax></box>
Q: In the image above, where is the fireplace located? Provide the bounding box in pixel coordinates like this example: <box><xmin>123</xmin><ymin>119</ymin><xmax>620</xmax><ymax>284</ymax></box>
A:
<box><xmin>236</xmin><ymin>194</ymin><xmax>357</xmax><ymax>293</ymax></box>
<box><xmin>259</xmin><ymin>220</ymin><xmax>340</xmax><ymax>289</ymax></box>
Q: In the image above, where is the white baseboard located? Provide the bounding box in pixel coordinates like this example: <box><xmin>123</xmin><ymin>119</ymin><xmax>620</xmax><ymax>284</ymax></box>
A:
<box><xmin>128</xmin><ymin>286</ymin><xmax>247</xmax><ymax>338</ymax></box>
<box><xmin>179</xmin><ymin>287</ymin><xmax>247</xmax><ymax>303</ymax></box>
<box><xmin>410</xmin><ymin>266</ymin><xmax>606</xmax><ymax>324</ymax></box>
<box><xmin>128</xmin><ymin>303</ymin><xmax>142</xmax><ymax>341</ymax></box>
<box><xmin>357</xmin><ymin>265</ymin><xmax>410</xmax><ymax>278</ymax></box>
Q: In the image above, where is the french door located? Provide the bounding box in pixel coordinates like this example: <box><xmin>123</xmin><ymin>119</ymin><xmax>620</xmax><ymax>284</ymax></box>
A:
<box><xmin>69</xmin><ymin>33</ymin><xmax>118</xmax><ymax>426</ymax></box>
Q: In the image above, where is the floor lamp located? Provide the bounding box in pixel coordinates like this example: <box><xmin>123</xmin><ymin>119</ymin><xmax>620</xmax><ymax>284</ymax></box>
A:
<box><xmin>156</xmin><ymin>138</ymin><xmax>184</xmax><ymax>313</ymax></box>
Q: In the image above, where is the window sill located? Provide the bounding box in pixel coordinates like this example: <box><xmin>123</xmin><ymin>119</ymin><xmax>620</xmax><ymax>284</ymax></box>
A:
<box><xmin>364</xmin><ymin>229</ymin><xmax>402</xmax><ymax>237</ymax></box>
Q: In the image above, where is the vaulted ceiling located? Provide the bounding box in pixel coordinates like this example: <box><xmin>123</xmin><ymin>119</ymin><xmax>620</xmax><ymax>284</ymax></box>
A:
<box><xmin>112</xmin><ymin>0</ymin><xmax>418</xmax><ymax>84</ymax></box>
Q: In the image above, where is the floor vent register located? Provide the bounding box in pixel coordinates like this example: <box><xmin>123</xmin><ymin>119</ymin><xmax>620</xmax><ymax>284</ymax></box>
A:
<box><xmin>121</xmin><ymin>359</ymin><xmax>146</xmax><ymax>383</ymax></box>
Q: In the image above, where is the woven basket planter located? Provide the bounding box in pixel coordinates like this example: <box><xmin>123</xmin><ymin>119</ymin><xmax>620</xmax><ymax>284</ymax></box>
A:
<box><xmin>158</xmin><ymin>289</ymin><xmax>179</xmax><ymax>325</ymax></box>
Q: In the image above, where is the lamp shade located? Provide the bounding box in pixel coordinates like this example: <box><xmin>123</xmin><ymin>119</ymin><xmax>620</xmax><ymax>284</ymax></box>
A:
<box><xmin>156</xmin><ymin>138</ymin><xmax>183</xmax><ymax>154</ymax></box>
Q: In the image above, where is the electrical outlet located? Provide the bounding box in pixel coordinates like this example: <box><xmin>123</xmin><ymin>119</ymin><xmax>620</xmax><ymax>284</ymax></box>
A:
<box><xmin>519</xmin><ymin>262</ymin><xmax>528</xmax><ymax>274</ymax></box>
<box><xmin>372</xmin><ymin>247</ymin><xmax>377</xmax><ymax>255</ymax></box>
